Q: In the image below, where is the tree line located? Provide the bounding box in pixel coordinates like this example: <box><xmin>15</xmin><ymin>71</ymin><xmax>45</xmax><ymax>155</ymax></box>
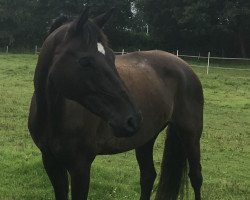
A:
<box><xmin>0</xmin><ymin>0</ymin><xmax>249</xmax><ymax>57</ymax></box>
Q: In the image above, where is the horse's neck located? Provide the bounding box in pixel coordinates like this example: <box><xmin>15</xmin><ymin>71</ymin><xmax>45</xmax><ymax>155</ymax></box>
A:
<box><xmin>34</xmin><ymin>37</ymin><xmax>57</xmax><ymax>119</ymax></box>
<box><xmin>46</xmin><ymin>79</ymin><xmax>65</xmax><ymax>121</ymax></box>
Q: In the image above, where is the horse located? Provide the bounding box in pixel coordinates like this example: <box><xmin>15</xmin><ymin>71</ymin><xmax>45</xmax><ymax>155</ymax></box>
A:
<box><xmin>28</xmin><ymin>9</ymin><xmax>204</xmax><ymax>200</ymax></box>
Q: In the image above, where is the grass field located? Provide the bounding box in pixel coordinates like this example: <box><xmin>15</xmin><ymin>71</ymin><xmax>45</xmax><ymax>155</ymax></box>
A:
<box><xmin>0</xmin><ymin>53</ymin><xmax>249</xmax><ymax>200</ymax></box>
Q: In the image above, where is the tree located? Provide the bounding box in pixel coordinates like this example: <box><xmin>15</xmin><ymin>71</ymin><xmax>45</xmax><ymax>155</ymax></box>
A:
<box><xmin>221</xmin><ymin>0</ymin><xmax>250</xmax><ymax>57</ymax></box>
<box><xmin>0</xmin><ymin>0</ymin><xmax>140</xmax><ymax>49</ymax></box>
<box><xmin>0</xmin><ymin>0</ymin><xmax>37</xmax><ymax>46</ymax></box>
<box><xmin>135</xmin><ymin>0</ymin><xmax>250</xmax><ymax>57</ymax></box>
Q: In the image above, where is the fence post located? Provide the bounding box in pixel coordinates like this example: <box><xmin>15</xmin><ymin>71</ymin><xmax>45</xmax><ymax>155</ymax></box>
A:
<box><xmin>35</xmin><ymin>45</ymin><xmax>38</xmax><ymax>54</ymax></box>
<box><xmin>176</xmin><ymin>50</ymin><xmax>179</xmax><ymax>57</ymax></box>
<box><xmin>122</xmin><ymin>49</ymin><xmax>124</xmax><ymax>55</ymax></box>
<box><xmin>6</xmin><ymin>46</ymin><xmax>9</xmax><ymax>53</ymax></box>
<box><xmin>207</xmin><ymin>52</ymin><xmax>210</xmax><ymax>74</ymax></box>
<box><xmin>198</xmin><ymin>53</ymin><xmax>200</xmax><ymax>60</ymax></box>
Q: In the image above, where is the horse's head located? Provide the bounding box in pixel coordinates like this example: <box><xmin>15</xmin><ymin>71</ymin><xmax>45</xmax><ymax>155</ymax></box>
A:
<box><xmin>48</xmin><ymin>9</ymin><xmax>141</xmax><ymax>137</ymax></box>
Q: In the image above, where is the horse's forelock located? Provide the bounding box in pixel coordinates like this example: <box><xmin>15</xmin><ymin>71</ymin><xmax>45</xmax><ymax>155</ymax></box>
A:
<box><xmin>80</xmin><ymin>20</ymin><xmax>108</xmax><ymax>48</ymax></box>
<box><xmin>54</xmin><ymin>18</ymin><xmax>108</xmax><ymax>48</ymax></box>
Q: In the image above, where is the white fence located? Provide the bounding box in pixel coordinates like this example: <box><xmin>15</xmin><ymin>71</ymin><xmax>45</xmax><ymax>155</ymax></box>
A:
<box><xmin>177</xmin><ymin>51</ymin><xmax>250</xmax><ymax>74</ymax></box>
<box><xmin>0</xmin><ymin>45</ymin><xmax>39</xmax><ymax>54</ymax></box>
<box><xmin>2</xmin><ymin>46</ymin><xmax>250</xmax><ymax>74</ymax></box>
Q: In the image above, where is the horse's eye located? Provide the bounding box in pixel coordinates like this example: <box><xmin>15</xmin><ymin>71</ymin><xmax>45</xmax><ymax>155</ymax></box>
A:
<box><xmin>79</xmin><ymin>57</ymin><xmax>92</xmax><ymax>67</ymax></box>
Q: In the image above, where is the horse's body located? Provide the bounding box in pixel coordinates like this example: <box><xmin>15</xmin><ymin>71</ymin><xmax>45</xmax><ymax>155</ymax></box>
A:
<box><xmin>28</xmin><ymin>10</ymin><xmax>203</xmax><ymax>200</ymax></box>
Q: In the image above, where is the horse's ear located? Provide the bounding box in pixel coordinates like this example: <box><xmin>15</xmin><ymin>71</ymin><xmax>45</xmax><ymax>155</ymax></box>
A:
<box><xmin>74</xmin><ymin>8</ymin><xmax>89</xmax><ymax>33</ymax></box>
<box><xmin>48</xmin><ymin>15</ymin><xmax>68</xmax><ymax>34</ymax></box>
<box><xmin>93</xmin><ymin>8</ymin><xmax>115</xmax><ymax>28</ymax></box>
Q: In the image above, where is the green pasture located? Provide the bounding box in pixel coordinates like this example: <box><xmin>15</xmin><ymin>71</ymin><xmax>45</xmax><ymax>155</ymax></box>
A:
<box><xmin>0</xmin><ymin>54</ymin><xmax>249</xmax><ymax>199</ymax></box>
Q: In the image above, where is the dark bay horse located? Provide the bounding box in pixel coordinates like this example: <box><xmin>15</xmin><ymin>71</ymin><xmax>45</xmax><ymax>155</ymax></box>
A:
<box><xmin>28</xmin><ymin>9</ymin><xmax>204</xmax><ymax>200</ymax></box>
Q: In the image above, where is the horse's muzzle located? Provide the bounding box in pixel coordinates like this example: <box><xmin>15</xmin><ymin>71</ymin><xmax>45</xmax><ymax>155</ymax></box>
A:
<box><xmin>110</xmin><ymin>112</ymin><xmax>142</xmax><ymax>138</ymax></box>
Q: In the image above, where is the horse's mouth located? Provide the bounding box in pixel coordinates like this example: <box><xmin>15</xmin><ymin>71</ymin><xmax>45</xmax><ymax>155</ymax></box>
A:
<box><xmin>111</xmin><ymin>126</ymin><xmax>139</xmax><ymax>138</ymax></box>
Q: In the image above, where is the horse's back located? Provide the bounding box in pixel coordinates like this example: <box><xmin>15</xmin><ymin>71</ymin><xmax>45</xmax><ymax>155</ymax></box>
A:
<box><xmin>116</xmin><ymin>50</ymin><xmax>200</xmax><ymax>84</ymax></box>
<box><xmin>116</xmin><ymin>50</ymin><xmax>203</xmax><ymax>104</ymax></box>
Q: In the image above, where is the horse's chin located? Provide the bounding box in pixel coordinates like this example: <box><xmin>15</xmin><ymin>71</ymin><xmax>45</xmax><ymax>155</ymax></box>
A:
<box><xmin>111</xmin><ymin>126</ymin><xmax>138</xmax><ymax>138</ymax></box>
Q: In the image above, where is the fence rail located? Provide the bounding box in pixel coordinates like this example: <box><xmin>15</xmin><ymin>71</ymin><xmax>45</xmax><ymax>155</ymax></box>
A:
<box><xmin>179</xmin><ymin>54</ymin><xmax>250</xmax><ymax>61</ymax></box>
<box><xmin>177</xmin><ymin>51</ymin><xmax>250</xmax><ymax>73</ymax></box>
<box><xmin>2</xmin><ymin>46</ymin><xmax>250</xmax><ymax>73</ymax></box>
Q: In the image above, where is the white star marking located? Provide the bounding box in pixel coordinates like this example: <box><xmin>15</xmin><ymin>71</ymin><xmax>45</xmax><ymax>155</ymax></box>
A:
<box><xmin>97</xmin><ymin>43</ymin><xmax>105</xmax><ymax>55</ymax></box>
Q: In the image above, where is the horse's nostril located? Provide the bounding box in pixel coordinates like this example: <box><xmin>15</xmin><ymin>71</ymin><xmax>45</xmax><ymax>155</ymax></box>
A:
<box><xmin>127</xmin><ymin>117</ymin><xmax>136</xmax><ymax>129</ymax></box>
<box><xmin>110</xmin><ymin>114</ymin><xmax>142</xmax><ymax>138</ymax></box>
<box><xmin>126</xmin><ymin>115</ymin><xmax>140</xmax><ymax>132</ymax></box>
